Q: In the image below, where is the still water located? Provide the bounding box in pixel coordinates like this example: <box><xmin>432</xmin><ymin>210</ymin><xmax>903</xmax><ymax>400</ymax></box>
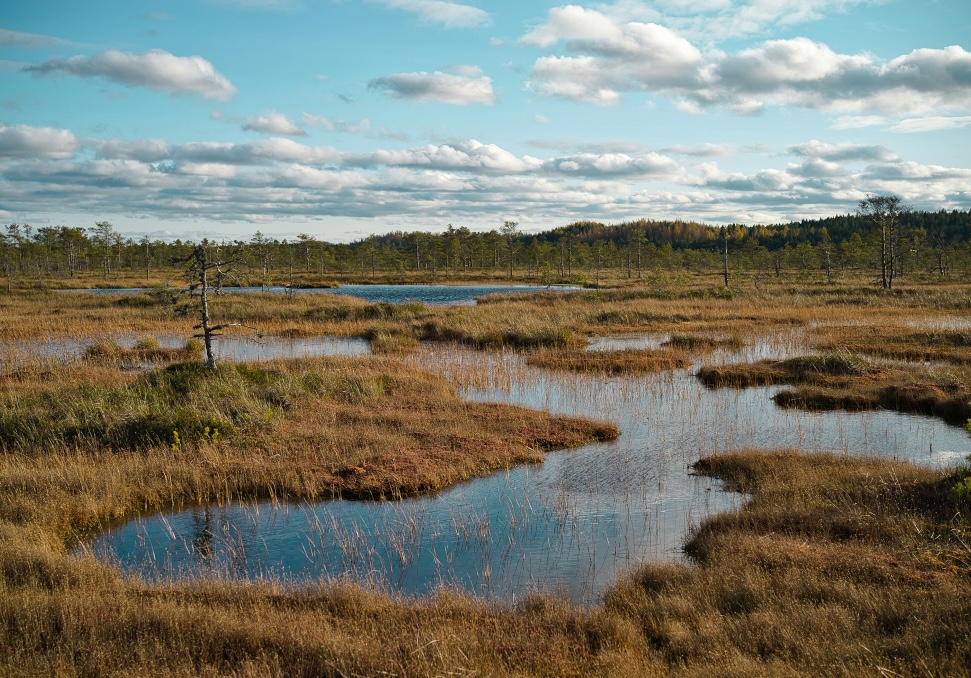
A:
<box><xmin>63</xmin><ymin>283</ymin><xmax>580</xmax><ymax>306</ymax></box>
<box><xmin>85</xmin><ymin>328</ymin><xmax>970</xmax><ymax>605</ymax></box>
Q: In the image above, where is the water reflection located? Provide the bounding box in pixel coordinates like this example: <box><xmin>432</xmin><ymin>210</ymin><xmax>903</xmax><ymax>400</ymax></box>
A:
<box><xmin>61</xmin><ymin>283</ymin><xmax>581</xmax><ymax>306</ymax></box>
<box><xmin>87</xmin><ymin>336</ymin><xmax>970</xmax><ymax>605</ymax></box>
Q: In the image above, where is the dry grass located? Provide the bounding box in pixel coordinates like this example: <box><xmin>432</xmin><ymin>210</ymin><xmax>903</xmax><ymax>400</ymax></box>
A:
<box><xmin>603</xmin><ymin>450</ymin><xmax>971</xmax><ymax>677</ymax></box>
<box><xmin>698</xmin><ymin>354</ymin><xmax>971</xmax><ymax>425</ymax></box>
<box><xmin>3</xmin><ymin>280</ymin><xmax>971</xmax><ymax>676</ymax></box>
<box><xmin>817</xmin><ymin>330</ymin><xmax>971</xmax><ymax>366</ymax></box>
<box><xmin>527</xmin><ymin>348</ymin><xmax>690</xmax><ymax>374</ymax></box>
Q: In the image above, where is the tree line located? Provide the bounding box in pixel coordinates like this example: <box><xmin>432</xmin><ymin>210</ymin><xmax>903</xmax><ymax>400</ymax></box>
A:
<box><xmin>2</xmin><ymin>205</ymin><xmax>969</xmax><ymax>289</ymax></box>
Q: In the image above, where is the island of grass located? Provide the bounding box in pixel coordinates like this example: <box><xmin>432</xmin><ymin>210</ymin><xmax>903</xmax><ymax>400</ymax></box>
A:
<box><xmin>698</xmin><ymin>353</ymin><xmax>971</xmax><ymax>425</ymax></box>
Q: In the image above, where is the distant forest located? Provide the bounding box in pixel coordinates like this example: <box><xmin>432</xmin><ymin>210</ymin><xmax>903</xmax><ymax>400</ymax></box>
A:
<box><xmin>2</xmin><ymin>207</ymin><xmax>969</xmax><ymax>287</ymax></box>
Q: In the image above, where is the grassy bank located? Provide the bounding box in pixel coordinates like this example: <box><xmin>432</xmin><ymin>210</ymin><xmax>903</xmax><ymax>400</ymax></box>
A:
<box><xmin>697</xmin><ymin>354</ymin><xmax>971</xmax><ymax>425</ymax></box>
<box><xmin>3</xmin><ymin>445</ymin><xmax>969</xmax><ymax>676</ymax></box>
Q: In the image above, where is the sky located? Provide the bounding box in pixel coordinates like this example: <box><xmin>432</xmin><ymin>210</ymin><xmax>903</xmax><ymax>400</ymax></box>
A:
<box><xmin>1</xmin><ymin>0</ymin><xmax>969</xmax><ymax>243</ymax></box>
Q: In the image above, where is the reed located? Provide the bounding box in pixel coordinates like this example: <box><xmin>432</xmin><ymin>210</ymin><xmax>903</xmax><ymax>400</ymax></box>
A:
<box><xmin>526</xmin><ymin>348</ymin><xmax>690</xmax><ymax>374</ymax></box>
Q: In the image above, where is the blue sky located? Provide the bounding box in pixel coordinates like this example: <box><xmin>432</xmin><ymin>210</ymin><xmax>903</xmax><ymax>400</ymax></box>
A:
<box><xmin>1</xmin><ymin>0</ymin><xmax>969</xmax><ymax>243</ymax></box>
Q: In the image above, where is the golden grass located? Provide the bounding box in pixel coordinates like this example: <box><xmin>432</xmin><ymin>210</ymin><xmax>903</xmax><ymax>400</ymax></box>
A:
<box><xmin>698</xmin><ymin>354</ymin><xmax>971</xmax><ymax>425</ymax></box>
<box><xmin>602</xmin><ymin>450</ymin><xmax>971</xmax><ymax>676</ymax></box>
<box><xmin>526</xmin><ymin>348</ymin><xmax>690</xmax><ymax>374</ymax></box>
<box><xmin>2</xmin><ymin>279</ymin><xmax>971</xmax><ymax>675</ymax></box>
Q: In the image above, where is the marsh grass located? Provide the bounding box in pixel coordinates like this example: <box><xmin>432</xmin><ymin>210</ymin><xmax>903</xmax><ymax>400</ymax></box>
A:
<box><xmin>698</xmin><ymin>353</ymin><xmax>971</xmax><ymax>425</ymax></box>
<box><xmin>662</xmin><ymin>333</ymin><xmax>745</xmax><ymax>353</ymax></box>
<box><xmin>526</xmin><ymin>348</ymin><xmax>690</xmax><ymax>374</ymax></box>
<box><xmin>601</xmin><ymin>450</ymin><xmax>971</xmax><ymax>676</ymax></box>
<box><xmin>3</xmin><ymin>281</ymin><xmax>971</xmax><ymax>675</ymax></box>
<box><xmin>83</xmin><ymin>336</ymin><xmax>202</xmax><ymax>367</ymax></box>
<box><xmin>4</xmin><ymin>448</ymin><xmax>968</xmax><ymax>676</ymax></box>
<box><xmin>817</xmin><ymin>330</ymin><xmax>971</xmax><ymax>365</ymax></box>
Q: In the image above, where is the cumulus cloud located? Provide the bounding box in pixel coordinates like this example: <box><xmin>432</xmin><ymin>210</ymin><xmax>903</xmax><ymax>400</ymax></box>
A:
<box><xmin>862</xmin><ymin>161</ymin><xmax>971</xmax><ymax>181</ymax></box>
<box><xmin>602</xmin><ymin>0</ymin><xmax>874</xmax><ymax>43</ymax></box>
<box><xmin>524</xmin><ymin>8</ymin><xmax>701</xmax><ymax>105</ymax></box>
<box><xmin>788</xmin><ymin>158</ymin><xmax>847</xmax><ymax>178</ymax></box>
<box><xmin>522</xmin><ymin>9</ymin><xmax>971</xmax><ymax>117</ymax></box>
<box><xmin>93</xmin><ymin>138</ymin><xmax>170</xmax><ymax>162</ymax></box>
<box><xmin>369</xmin><ymin>0</ymin><xmax>491</xmax><ymax>28</ymax></box>
<box><xmin>24</xmin><ymin>49</ymin><xmax>237</xmax><ymax>100</ymax></box>
<box><xmin>545</xmin><ymin>151</ymin><xmax>682</xmax><ymax>177</ymax></box>
<box><xmin>173</xmin><ymin>138</ymin><xmax>339</xmax><ymax>165</ymax></box>
<box><xmin>0</xmin><ymin>124</ymin><xmax>80</xmax><ymax>159</ymax></box>
<box><xmin>789</xmin><ymin>140</ymin><xmax>897</xmax><ymax>163</ymax></box>
<box><xmin>704</xmin><ymin>40</ymin><xmax>971</xmax><ymax>115</ymax></box>
<box><xmin>2</xmin><ymin>124</ymin><xmax>968</xmax><ymax>229</ymax></box>
<box><xmin>349</xmin><ymin>140</ymin><xmax>542</xmax><ymax>173</ymax></box>
<box><xmin>243</xmin><ymin>112</ymin><xmax>306</xmax><ymax>136</ymax></box>
<box><xmin>368</xmin><ymin>66</ymin><xmax>496</xmax><ymax>104</ymax></box>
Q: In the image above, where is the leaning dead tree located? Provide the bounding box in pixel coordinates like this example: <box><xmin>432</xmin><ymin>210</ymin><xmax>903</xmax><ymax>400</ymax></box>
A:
<box><xmin>176</xmin><ymin>245</ymin><xmax>257</xmax><ymax>371</ymax></box>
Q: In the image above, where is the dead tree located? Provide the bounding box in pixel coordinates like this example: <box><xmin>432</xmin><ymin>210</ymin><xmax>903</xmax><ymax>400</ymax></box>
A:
<box><xmin>176</xmin><ymin>245</ymin><xmax>256</xmax><ymax>371</ymax></box>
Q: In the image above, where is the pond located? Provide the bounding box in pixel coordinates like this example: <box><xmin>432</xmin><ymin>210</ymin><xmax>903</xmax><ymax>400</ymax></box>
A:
<box><xmin>61</xmin><ymin>283</ymin><xmax>582</xmax><ymax>306</ymax></box>
<box><xmin>83</xmin><ymin>332</ymin><xmax>970</xmax><ymax>605</ymax></box>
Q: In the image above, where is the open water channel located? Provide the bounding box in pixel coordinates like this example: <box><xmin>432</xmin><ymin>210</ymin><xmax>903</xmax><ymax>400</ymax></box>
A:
<box><xmin>63</xmin><ymin>287</ymin><xmax>970</xmax><ymax>605</ymax></box>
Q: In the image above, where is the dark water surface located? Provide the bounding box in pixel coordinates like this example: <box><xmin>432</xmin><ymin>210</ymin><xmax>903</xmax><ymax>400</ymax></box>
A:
<box><xmin>62</xmin><ymin>283</ymin><xmax>581</xmax><ymax>305</ymax></box>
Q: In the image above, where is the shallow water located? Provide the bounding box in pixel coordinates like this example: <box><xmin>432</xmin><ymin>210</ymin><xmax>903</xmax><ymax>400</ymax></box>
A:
<box><xmin>85</xmin><ymin>331</ymin><xmax>970</xmax><ymax>605</ymax></box>
<box><xmin>1</xmin><ymin>334</ymin><xmax>370</xmax><ymax>370</ymax></box>
<box><xmin>60</xmin><ymin>283</ymin><xmax>581</xmax><ymax>306</ymax></box>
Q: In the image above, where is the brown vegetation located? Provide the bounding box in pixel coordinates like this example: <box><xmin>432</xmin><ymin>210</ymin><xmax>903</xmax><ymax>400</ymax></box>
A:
<box><xmin>527</xmin><ymin>348</ymin><xmax>690</xmax><ymax>374</ymax></box>
<box><xmin>697</xmin><ymin>354</ymin><xmax>971</xmax><ymax>425</ymax></box>
<box><xmin>605</xmin><ymin>449</ymin><xmax>971</xmax><ymax>676</ymax></box>
<box><xmin>3</xmin><ymin>278</ymin><xmax>971</xmax><ymax>675</ymax></box>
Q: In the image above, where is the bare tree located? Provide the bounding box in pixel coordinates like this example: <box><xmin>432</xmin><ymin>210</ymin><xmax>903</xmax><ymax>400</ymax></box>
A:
<box><xmin>857</xmin><ymin>194</ymin><xmax>909</xmax><ymax>290</ymax></box>
<box><xmin>176</xmin><ymin>245</ymin><xmax>255</xmax><ymax>371</ymax></box>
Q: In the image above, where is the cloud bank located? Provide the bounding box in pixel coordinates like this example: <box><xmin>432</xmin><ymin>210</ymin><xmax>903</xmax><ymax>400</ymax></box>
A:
<box><xmin>523</xmin><ymin>8</ymin><xmax>971</xmax><ymax>117</ymax></box>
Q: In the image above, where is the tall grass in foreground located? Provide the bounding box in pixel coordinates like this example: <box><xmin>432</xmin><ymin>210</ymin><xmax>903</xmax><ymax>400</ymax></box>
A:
<box><xmin>3</xmin><ymin>448</ymin><xmax>968</xmax><ymax>675</ymax></box>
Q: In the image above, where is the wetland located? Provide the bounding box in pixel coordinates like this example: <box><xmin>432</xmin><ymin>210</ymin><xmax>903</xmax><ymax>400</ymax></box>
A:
<box><xmin>2</xmin><ymin>279</ymin><xmax>970</xmax><ymax>676</ymax></box>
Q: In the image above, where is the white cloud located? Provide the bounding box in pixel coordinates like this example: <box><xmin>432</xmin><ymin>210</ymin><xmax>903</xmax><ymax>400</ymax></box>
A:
<box><xmin>524</xmin><ymin>13</ymin><xmax>971</xmax><ymax>118</ymax></box>
<box><xmin>25</xmin><ymin>49</ymin><xmax>237</xmax><ymax>101</ymax></box>
<box><xmin>663</xmin><ymin>143</ymin><xmax>736</xmax><ymax>157</ymax></box>
<box><xmin>789</xmin><ymin>140</ymin><xmax>897</xmax><ymax>163</ymax></box>
<box><xmin>521</xmin><ymin>5</ymin><xmax>627</xmax><ymax>48</ymax></box>
<box><xmin>524</xmin><ymin>8</ymin><xmax>702</xmax><ymax>105</ymax></box>
<box><xmin>889</xmin><ymin>116</ymin><xmax>971</xmax><ymax>133</ymax></box>
<box><xmin>172</xmin><ymin>138</ymin><xmax>339</xmax><ymax>165</ymax></box>
<box><xmin>0</xmin><ymin>124</ymin><xmax>80</xmax><ymax>159</ymax></box>
<box><xmin>830</xmin><ymin>115</ymin><xmax>885</xmax><ymax>129</ymax></box>
<box><xmin>369</xmin><ymin>0</ymin><xmax>491</xmax><ymax>28</ymax></box>
<box><xmin>789</xmin><ymin>158</ymin><xmax>847</xmax><ymax>178</ymax></box>
<box><xmin>352</xmin><ymin>140</ymin><xmax>542</xmax><ymax>173</ymax></box>
<box><xmin>0</xmin><ymin>28</ymin><xmax>75</xmax><ymax>49</ymax></box>
<box><xmin>173</xmin><ymin>162</ymin><xmax>238</xmax><ymax>177</ymax></box>
<box><xmin>93</xmin><ymin>138</ymin><xmax>170</xmax><ymax>162</ymax></box>
<box><xmin>545</xmin><ymin>151</ymin><xmax>682</xmax><ymax>177</ymax></box>
<box><xmin>601</xmin><ymin>0</ymin><xmax>876</xmax><ymax>43</ymax></box>
<box><xmin>302</xmin><ymin>114</ymin><xmax>373</xmax><ymax>134</ymax></box>
<box><xmin>368</xmin><ymin>67</ymin><xmax>496</xmax><ymax>104</ymax></box>
<box><xmin>243</xmin><ymin>112</ymin><xmax>306</xmax><ymax>136</ymax></box>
